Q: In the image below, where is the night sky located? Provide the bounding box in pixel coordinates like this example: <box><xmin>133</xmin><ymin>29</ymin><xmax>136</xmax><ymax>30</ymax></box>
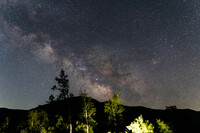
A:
<box><xmin>0</xmin><ymin>0</ymin><xmax>200</xmax><ymax>110</ymax></box>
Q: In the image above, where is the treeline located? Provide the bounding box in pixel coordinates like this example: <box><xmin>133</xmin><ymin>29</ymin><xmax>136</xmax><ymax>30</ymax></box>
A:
<box><xmin>0</xmin><ymin>69</ymin><xmax>173</xmax><ymax>133</ymax></box>
<box><xmin>0</xmin><ymin>93</ymin><xmax>173</xmax><ymax>133</ymax></box>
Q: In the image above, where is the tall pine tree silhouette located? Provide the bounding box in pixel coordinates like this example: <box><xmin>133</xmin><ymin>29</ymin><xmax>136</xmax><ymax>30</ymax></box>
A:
<box><xmin>50</xmin><ymin>69</ymin><xmax>73</xmax><ymax>101</ymax></box>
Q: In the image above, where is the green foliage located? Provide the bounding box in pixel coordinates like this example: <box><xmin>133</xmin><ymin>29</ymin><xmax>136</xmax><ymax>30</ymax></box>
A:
<box><xmin>27</xmin><ymin>110</ymin><xmax>49</xmax><ymax>133</ymax></box>
<box><xmin>156</xmin><ymin>119</ymin><xmax>173</xmax><ymax>133</ymax></box>
<box><xmin>22</xmin><ymin>114</ymin><xmax>68</xmax><ymax>133</ymax></box>
<box><xmin>40</xmin><ymin>111</ymin><xmax>49</xmax><ymax>128</ymax></box>
<box><xmin>55</xmin><ymin>115</ymin><xmax>63</xmax><ymax>128</ymax></box>
<box><xmin>54</xmin><ymin>115</ymin><xmax>69</xmax><ymax>132</ymax></box>
<box><xmin>20</xmin><ymin>129</ymin><xmax>28</xmax><ymax>133</ymax></box>
<box><xmin>104</xmin><ymin>91</ymin><xmax>125</xmax><ymax>132</ymax></box>
<box><xmin>76</xmin><ymin>121</ymin><xmax>89</xmax><ymax>133</ymax></box>
<box><xmin>28</xmin><ymin>110</ymin><xmax>40</xmax><ymax>131</ymax></box>
<box><xmin>126</xmin><ymin>115</ymin><xmax>154</xmax><ymax>133</ymax></box>
<box><xmin>50</xmin><ymin>69</ymin><xmax>73</xmax><ymax>101</ymax></box>
<box><xmin>126</xmin><ymin>115</ymin><xmax>173</xmax><ymax>133</ymax></box>
<box><xmin>40</xmin><ymin>127</ymin><xmax>47</xmax><ymax>133</ymax></box>
<box><xmin>0</xmin><ymin>117</ymin><xmax>10</xmax><ymax>132</ymax></box>
<box><xmin>47</xmin><ymin>126</ymin><xmax>55</xmax><ymax>133</ymax></box>
<box><xmin>76</xmin><ymin>121</ymin><xmax>95</xmax><ymax>133</ymax></box>
<box><xmin>76</xmin><ymin>93</ymin><xmax>97</xmax><ymax>133</ymax></box>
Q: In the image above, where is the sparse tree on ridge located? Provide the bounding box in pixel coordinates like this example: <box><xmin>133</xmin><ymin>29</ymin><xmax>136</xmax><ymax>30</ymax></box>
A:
<box><xmin>104</xmin><ymin>91</ymin><xmax>125</xmax><ymax>133</ymax></box>
<box><xmin>47</xmin><ymin>95</ymin><xmax>55</xmax><ymax>104</ymax></box>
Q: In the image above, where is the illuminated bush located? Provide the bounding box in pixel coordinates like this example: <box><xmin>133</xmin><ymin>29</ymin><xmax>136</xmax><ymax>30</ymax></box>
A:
<box><xmin>126</xmin><ymin>115</ymin><xmax>173</xmax><ymax>133</ymax></box>
<box><xmin>126</xmin><ymin>115</ymin><xmax>154</xmax><ymax>133</ymax></box>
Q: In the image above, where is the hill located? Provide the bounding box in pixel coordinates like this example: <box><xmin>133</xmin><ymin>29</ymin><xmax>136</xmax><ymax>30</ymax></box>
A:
<box><xmin>0</xmin><ymin>96</ymin><xmax>200</xmax><ymax>132</ymax></box>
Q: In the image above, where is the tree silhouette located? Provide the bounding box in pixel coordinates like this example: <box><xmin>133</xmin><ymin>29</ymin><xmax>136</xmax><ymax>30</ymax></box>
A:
<box><xmin>104</xmin><ymin>91</ymin><xmax>125</xmax><ymax>133</ymax></box>
<box><xmin>50</xmin><ymin>69</ymin><xmax>73</xmax><ymax>101</ymax></box>
<box><xmin>47</xmin><ymin>95</ymin><xmax>55</xmax><ymax>104</ymax></box>
<box><xmin>165</xmin><ymin>106</ymin><xmax>177</xmax><ymax>111</ymax></box>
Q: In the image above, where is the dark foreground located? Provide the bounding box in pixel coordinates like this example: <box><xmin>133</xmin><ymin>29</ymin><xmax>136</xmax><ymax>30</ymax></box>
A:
<box><xmin>0</xmin><ymin>97</ymin><xmax>199</xmax><ymax>132</ymax></box>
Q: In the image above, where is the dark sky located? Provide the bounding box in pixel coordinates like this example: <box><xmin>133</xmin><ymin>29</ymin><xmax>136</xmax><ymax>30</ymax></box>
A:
<box><xmin>0</xmin><ymin>0</ymin><xmax>200</xmax><ymax>110</ymax></box>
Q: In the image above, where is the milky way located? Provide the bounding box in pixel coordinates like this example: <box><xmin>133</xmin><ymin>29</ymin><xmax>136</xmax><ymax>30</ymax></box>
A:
<box><xmin>0</xmin><ymin>0</ymin><xmax>200</xmax><ymax>110</ymax></box>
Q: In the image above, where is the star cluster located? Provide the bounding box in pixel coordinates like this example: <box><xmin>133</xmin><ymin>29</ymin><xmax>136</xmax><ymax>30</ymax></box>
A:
<box><xmin>0</xmin><ymin>0</ymin><xmax>200</xmax><ymax>110</ymax></box>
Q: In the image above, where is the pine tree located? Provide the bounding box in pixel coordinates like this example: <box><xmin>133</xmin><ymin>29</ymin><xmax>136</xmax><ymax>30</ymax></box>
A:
<box><xmin>50</xmin><ymin>69</ymin><xmax>73</xmax><ymax>101</ymax></box>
